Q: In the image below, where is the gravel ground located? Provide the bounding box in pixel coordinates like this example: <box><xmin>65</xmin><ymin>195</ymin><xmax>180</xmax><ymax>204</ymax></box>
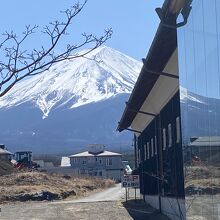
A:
<box><xmin>186</xmin><ymin>195</ymin><xmax>220</xmax><ymax>220</ymax></box>
<box><xmin>0</xmin><ymin>184</ymin><xmax>171</xmax><ymax>220</ymax></box>
<box><xmin>0</xmin><ymin>200</ymin><xmax>170</xmax><ymax>220</ymax></box>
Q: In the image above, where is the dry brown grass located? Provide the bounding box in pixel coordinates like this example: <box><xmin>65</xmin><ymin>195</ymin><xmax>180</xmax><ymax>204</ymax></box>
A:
<box><xmin>185</xmin><ymin>166</ymin><xmax>220</xmax><ymax>180</ymax></box>
<box><xmin>0</xmin><ymin>171</ymin><xmax>115</xmax><ymax>203</ymax></box>
<box><xmin>185</xmin><ymin>166</ymin><xmax>220</xmax><ymax>194</ymax></box>
<box><xmin>185</xmin><ymin>166</ymin><xmax>220</xmax><ymax>184</ymax></box>
<box><xmin>185</xmin><ymin>178</ymin><xmax>219</xmax><ymax>188</ymax></box>
<box><xmin>0</xmin><ymin>160</ymin><xmax>15</xmax><ymax>175</ymax></box>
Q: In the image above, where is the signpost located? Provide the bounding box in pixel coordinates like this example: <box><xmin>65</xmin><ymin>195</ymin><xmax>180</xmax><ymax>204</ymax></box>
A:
<box><xmin>122</xmin><ymin>175</ymin><xmax>140</xmax><ymax>188</ymax></box>
<box><xmin>122</xmin><ymin>175</ymin><xmax>140</xmax><ymax>202</ymax></box>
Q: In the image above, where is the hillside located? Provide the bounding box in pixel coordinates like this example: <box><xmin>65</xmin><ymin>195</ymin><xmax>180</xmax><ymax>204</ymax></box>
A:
<box><xmin>0</xmin><ymin>160</ymin><xmax>15</xmax><ymax>176</ymax></box>
<box><xmin>0</xmin><ymin>46</ymin><xmax>142</xmax><ymax>154</ymax></box>
<box><xmin>0</xmin><ymin>171</ymin><xmax>115</xmax><ymax>203</ymax></box>
<box><xmin>0</xmin><ymin>46</ymin><xmax>141</xmax><ymax>118</ymax></box>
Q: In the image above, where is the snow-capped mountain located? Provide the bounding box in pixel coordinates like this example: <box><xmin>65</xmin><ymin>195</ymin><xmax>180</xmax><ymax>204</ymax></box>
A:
<box><xmin>180</xmin><ymin>86</ymin><xmax>205</xmax><ymax>104</ymax></box>
<box><xmin>180</xmin><ymin>87</ymin><xmax>220</xmax><ymax>142</ymax></box>
<box><xmin>0</xmin><ymin>46</ymin><xmax>142</xmax><ymax>119</ymax></box>
<box><xmin>0</xmin><ymin>46</ymin><xmax>142</xmax><ymax>154</ymax></box>
<box><xmin>1</xmin><ymin>46</ymin><xmax>220</xmax><ymax>154</ymax></box>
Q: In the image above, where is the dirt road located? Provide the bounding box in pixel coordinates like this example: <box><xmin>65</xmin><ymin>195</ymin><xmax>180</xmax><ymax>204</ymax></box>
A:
<box><xmin>54</xmin><ymin>183</ymin><xmax>124</xmax><ymax>204</ymax></box>
<box><xmin>0</xmin><ymin>184</ymin><xmax>170</xmax><ymax>220</ymax></box>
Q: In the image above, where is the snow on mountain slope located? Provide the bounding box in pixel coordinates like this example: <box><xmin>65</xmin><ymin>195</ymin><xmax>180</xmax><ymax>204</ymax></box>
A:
<box><xmin>0</xmin><ymin>46</ymin><xmax>142</xmax><ymax>118</ymax></box>
<box><xmin>180</xmin><ymin>86</ymin><xmax>205</xmax><ymax>104</ymax></box>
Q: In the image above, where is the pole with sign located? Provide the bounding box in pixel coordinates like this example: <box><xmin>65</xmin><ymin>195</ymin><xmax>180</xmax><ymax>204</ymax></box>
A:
<box><xmin>122</xmin><ymin>175</ymin><xmax>140</xmax><ymax>188</ymax></box>
<box><xmin>122</xmin><ymin>175</ymin><xmax>140</xmax><ymax>202</ymax></box>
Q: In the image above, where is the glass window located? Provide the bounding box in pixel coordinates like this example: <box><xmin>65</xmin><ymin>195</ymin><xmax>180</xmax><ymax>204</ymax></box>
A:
<box><xmin>106</xmin><ymin>158</ymin><xmax>112</xmax><ymax>166</ymax></box>
<box><xmin>163</xmin><ymin>128</ymin><xmax>166</xmax><ymax>150</ymax></box>
<box><xmin>168</xmin><ymin>123</ymin><xmax>172</xmax><ymax>147</ymax></box>
<box><xmin>177</xmin><ymin>0</ymin><xmax>220</xmax><ymax>218</ymax></box>
<box><xmin>151</xmin><ymin>138</ymin><xmax>154</xmax><ymax>156</ymax></box>
<box><xmin>147</xmin><ymin>142</ymin><xmax>150</xmax><ymax>159</ymax></box>
<box><xmin>144</xmin><ymin>144</ymin><xmax>147</xmax><ymax>160</ymax></box>
<box><xmin>155</xmin><ymin>136</ymin><xmax>157</xmax><ymax>155</ymax></box>
<box><xmin>138</xmin><ymin>149</ymin><xmax>141</xmax><ymax>164</ymax></box>
<box><xmin>109</xmin><ymin>158</ymin><xmax>112</xmax><ymax>165</ymax></box>
<box><xmin>99</xmin><ymin>158</ymin><xmax>102</xmax><ymax>165</ymax></box>
<box><xmin>176</xmin><ymin>117</ymin><xmax>180</xmax><ymax>143</ymax></box>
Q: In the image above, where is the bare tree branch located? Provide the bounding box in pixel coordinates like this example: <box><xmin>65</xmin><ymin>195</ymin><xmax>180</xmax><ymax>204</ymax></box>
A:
<box><xmin>0</xmin><ymin>0</ymin><xmax>113</xmax><ymax>97</ymax></box>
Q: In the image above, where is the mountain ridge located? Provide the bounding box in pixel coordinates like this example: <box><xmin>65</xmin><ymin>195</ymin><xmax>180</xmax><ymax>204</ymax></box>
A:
<box><xmin>0</xmin><ymin>46</ymin><xmax>142</xmax><ymax>119</ymax></box>
<box><xmin>1</xmin><ymin>46</ymin><xmax>219</xmax><ymax>154</ymax></box>
<box><xmin>0</xmin><ymin>46</ymin><xmax>141</xmax><ymax>153</ymax></box>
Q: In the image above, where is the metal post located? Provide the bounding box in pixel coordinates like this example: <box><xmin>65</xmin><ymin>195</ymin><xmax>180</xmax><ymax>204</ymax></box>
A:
<box><xmin>125</xmin><ymin>187</ymin><xmax>128</xmax><ymax>203</ymax></box>
<box><xmin>134</xmin><ymin>134</ymin><xmax>137</xmax><ymax>169</ymax></box>
<box><xmin>135</xmin><ymin>188</ymin><xmax>137</xmax><ymax>202</ymax></box>
<box><xmin>158</xmin><ymin>113</ymin><xmax>163</xmax><ymax>214</ymax></box>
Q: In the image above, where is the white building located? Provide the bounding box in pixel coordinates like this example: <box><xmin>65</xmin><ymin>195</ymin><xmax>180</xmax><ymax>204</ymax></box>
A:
<box><xmin>60</xmin><ymin>157</ymin><xmax>71</xmax><ymax>167</ymax></box>
<box><xmin>0</xmin><ymin>144</ymin><xmax>13</xmax><ymax>161</ymax></box>
<box><xmin>69</xmin><ymin>145</ymin><xmax>123</xmax><ymax>181</ymax></box>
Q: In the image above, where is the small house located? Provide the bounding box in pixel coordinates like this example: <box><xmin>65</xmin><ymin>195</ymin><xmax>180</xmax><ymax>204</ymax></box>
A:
<box><xmin>0</xmin><ymin>144</ymin><xmax>13</xmax><ymax>161</ymax></box>
<box><xmin>69</xmin><ymin>145</ymin><xmax>123</xmax><ymax>181</ymax></box>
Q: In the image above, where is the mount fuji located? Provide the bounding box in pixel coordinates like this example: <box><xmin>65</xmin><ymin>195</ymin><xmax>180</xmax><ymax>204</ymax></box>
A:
<box><xmin>0</xmin><ymin>46</ymin><xmax>142</xmax><ymax>154</ymax></box>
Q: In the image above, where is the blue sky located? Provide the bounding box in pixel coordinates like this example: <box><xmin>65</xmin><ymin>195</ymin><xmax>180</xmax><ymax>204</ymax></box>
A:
<box><xmin>0</xmin><ymin>0</ymin><xmax>163</xmax><ymax>61</ymax></box>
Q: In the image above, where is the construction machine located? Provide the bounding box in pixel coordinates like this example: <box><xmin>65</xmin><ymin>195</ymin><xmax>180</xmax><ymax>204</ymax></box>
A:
<box><xmin>14</xmin><ymin>151</ymin><xmax>38</xmax><ymax>169</ymax></box>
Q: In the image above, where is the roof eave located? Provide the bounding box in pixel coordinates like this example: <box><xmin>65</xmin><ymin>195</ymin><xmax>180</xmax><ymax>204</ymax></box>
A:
<box><xmin>117</xmin><ymin>0</ymin><xmax>183</xmax><ymax>132</ymax></box>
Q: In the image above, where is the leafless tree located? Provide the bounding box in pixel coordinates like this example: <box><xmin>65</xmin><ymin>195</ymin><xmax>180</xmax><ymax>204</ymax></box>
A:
<box><xmin>0</xmin><ymin>0</ymin><xmax>112</xmax><ymax>97</ymax></box>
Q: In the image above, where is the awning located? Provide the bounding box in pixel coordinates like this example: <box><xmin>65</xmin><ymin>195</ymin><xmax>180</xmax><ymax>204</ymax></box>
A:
<box><xmin>117</xmin><ymin>0</ymin><xmax>178</xmax><ymax>132</ymax></box>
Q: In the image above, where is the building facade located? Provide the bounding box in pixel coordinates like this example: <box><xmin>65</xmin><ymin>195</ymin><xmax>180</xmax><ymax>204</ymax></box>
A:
<box><xmin>178</xmin><ymin>0</ymin><xmax>220</xmax><ymax>219</ymax></box>
<box><xmin>118</xmin><ymin>0</ymin><xmax>220</xmax><ymax>219</ymax></box>
<box><xmin>69</xmin><ymin>145</ymin><xmax>123</xmax><ymax>181</ymax></box>
<box><xmin>0</xmin><ymin>144</ymin><xmax>13</xmax><ymax>160</ymax></box>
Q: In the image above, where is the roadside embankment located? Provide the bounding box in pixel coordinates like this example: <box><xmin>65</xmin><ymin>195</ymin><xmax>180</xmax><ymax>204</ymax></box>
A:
<box><xmin>0</xmin><ymin>171</ymin><xmax>115</xmax><ymax>203</ymax></box>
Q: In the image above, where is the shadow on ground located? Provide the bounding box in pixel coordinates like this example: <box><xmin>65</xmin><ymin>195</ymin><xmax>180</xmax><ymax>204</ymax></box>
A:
<box><xmin>122</xmin><ymin>199</ymin><xmax>171</xmax><ymax>220</ymax></box>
